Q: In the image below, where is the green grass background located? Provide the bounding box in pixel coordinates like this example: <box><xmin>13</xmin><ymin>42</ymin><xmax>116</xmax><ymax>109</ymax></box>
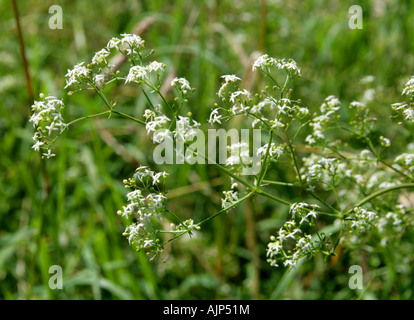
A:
<box><xmin>1</xmin><ymin>0</ymin><xmax>414</xmax><ymax>299</ymax></box>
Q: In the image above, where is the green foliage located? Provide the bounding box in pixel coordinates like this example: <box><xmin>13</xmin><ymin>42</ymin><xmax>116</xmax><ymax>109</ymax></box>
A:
<box><xmin>1</xmin><ymin>0</ymin><xmax>414</xmax><ymax>300</ymax></box>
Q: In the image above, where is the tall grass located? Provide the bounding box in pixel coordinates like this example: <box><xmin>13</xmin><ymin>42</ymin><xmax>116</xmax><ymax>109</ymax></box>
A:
<box><xmin>1</xmin><ymin>0</ymin><xmax>414</xmax><ymax>299</ymax></box>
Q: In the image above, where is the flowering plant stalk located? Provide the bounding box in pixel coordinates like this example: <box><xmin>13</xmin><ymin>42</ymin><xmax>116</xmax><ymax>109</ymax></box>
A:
<box><xmin>30</xmin><ymin>34</ymin><xmax>414</xmax><ymax>269</ymax></box>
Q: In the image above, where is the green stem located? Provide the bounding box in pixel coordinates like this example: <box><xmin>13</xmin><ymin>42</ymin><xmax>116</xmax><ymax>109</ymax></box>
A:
<box><xmin>348</xmin><ymin>183</ymin><xmax>414</xmax><ymax>214</ymax></box>
<box><xmin>286</xmin><ymin>135</ymin><xmax>303</xmax><ymax>186</ymax></box>
<box><xmin>261</xmin><ymin>180</ymin><xmax>298</xmax><ymax>187</ymax></box>
<box><xmin>162</xmin><ymin>191</ymin><xmax>255</xmax><ymax>246</ymax></box>
<box><xmin>365</xmin><ymin>137</ymin><xmax>412</xmax><ymax>180</ymax></box>
<box><xmin>112</xmin><ymin>110</ymin><xmax>146</xmax><ymax>125</ymax></box>
<box><xmin>308</xmin><ymin>190</ymin><xmax>340</xmax><ymax>214</ymax></box>
<box><xmin>256</xmin><ymin>189</ymin><xmax>292</xmax><ymax>206</ymax></box>
<box><xmin>93</xmin><ymin>85</ymin><xmax>113</xmax><ymax>111</ymax></box>
<box><xmin>198</xmin><ymin>191</ymin><xmax>255</xmax><ymax>227</ymax></box>
<box><xmin>257</xmin><ymin>131</ymin><xmax>273</xmax><ymax>185</ymax></box>
<box><xmin>140</xmin><ymin>86</ymin><xmax>156</xmax><ymax>111</ymax></box>
<box><xmin>280</xmin><ymin>75</ymin><xmax>290</xmax><ymax>98</ymax></box>
<box><xmin>48</xmin><ymin>110</ymin><xmax>112</xmax><ymax>147</ymax></box>
<box><xmin>185</xmin><ymin>142</ymin><xmax>256</xmax><ymax>190</ymax></box>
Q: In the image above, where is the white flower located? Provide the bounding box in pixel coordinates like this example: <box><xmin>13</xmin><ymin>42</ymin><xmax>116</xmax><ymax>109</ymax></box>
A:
<box><xmin>143</xmin><ymin>240</ymin><xmax>154</xmax><ymax>248</ymax></box>
<box><xmin>270</xmin><ymin>118</ymin><xmax>285</xmax><ymax>129</ymax></box>
<box><xmin>379</xmin><ymin>136</ymin><xmax>391</xmax><ymax>148</ymax></box>
<box><xmin>152</xmin><ymin>129</ymin><xmax>172</xmax><ymax>143</ymax></box>
<box><xmin>221</xmin><ymin>190</ymin><xmax>239</xmax><ymax>209</ymax></box>
<box><xmin>147</xmin><ymin>61</ymin><xmax>165</xmax><ymax>74</ymax></box>
<box><xmin>125</xmin><ymin>65</ymin><xmax>148</xmax><ymax>84</ymax></box>
<box><xmin>32</xmin><ymin>140</ymin><xmax>43</xmax><ymax>152</ymax></box>
<box><xmin>252</xmin><ymin>55</ymin><xmax>301</xmax><ymax>77</ymax></box>
<box><xmin>252</xmin><ymin>54</ymin><xmax>277</xmax><ymax>71</ymax></box>
<box><xmin>229</xmin><ymin>89</ymin><xmax>251</xmax><ymax>104</ymax></box>
<box><xmin>404</xmin><ymin>108</ymin><xmax>414</xmax><ymax>121</ymax></box>
<box><xmin>279</xmin><ymin>58</ymin><xmax>301</xmax><ymax>77</ymax></box>
<box><xmin>208</xmin><ymin>108</ymin><xmax>223</xmax><ymax>125</ymax></box>
<box><xmin>306</xmin><ymin>210</ymin><xmax>318</xmax><ymax>219</ymax></box>
<box><xmin>64</xmin><ymin>62</ymin><xmax>91</xmax><ymax>89</ymax></box>
<box><xmin>106</xmin><ymin>37</ymin><xmax>122</xmax><ymax>50</ymax></box>
<box><xmin>362</xmin><ymin>88</ymin><xmax>375</xmax><ymax>103</ymax></box>
<box><xmin>285</xmin><ymin>228</ymin><xmax>302</xmax><ymax>240</ymax></box>
<box><xmin>174</xmin><ymin>219</ymin><xmax>201</xmax><ymax>232</ymax></box>
<box><xmin>283</xmin><ymin>259</ymin><xmax>297</xmax><ymax>269</ymax></box>
<box><xmin>125</xmin><ymin>223</ymin><xmax>144</xmax><ymax>243</ymax></box>
<box><xmin>91</xmin><ymin>48</ymin><xmax>110</xmax><ymax>65</ymax></box>
<box><xmin>321</xmin><ymin>95</ymin><xmax>341</xmax><ymax>113</ymax></box>
<box><xmin>42</xmin><ymin>149</ymin><xmax>56</xmax><ymax>159</ymax></box>
<box><xmin>267</xmin><ymin>241</ymin><xmax>282</xmax><ymax>258</ymax></box>
<box><xmin>29</xmin><ymin>95</ymin><xmax>66</xmax><ymax>156</ymax></box>
<box><xmin>171</xmin><ymin>77</ymin><xmax>191</xmax><ymax>91</ymax></box>
<box><xmin>94</xmin><ymin>74</ymin><xmax>106</xmax><ymax>87</ymax></box>
<box><xmin>143</xmin><ymin>109</ymin><xmax>156</xmax><ymax>122</ymax></box>
<box><xmin>218</xmin><ymin>74</ymin><xmax>241</xmax><ymax>97</ymax></box>
<box><xmin>221</xmin><ymin>74</ymin><xmax>241</xmax><ymax>83</ymax></box>
<box><xmin>151</xmin><ymin>172</ymin><xmax>163</xmax><ymax>184</ymax></box>
<box><xmin>120</xmin><ymin>33</ymin><xmax>145</xmax><ymax>49</ymax></box>
<box><xmin>127</xmin><ymin>189</ymin><xmax>143</xmax><ymax>201</ymax></box>
<box><xmin>402</xmin><ymin>77</ymin><xmax>414</xmax><ymax>96</ymax></box>
<box><xmin>145</xmin><ymin>115</ymin><xmax>170</xmax><ymax>134</ymax></box>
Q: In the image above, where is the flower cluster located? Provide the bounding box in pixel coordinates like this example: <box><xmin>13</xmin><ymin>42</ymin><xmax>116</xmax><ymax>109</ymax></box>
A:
<box><xmin>256</xmin><ymin>143</ymin><xmax>284</xmax><ymax>160</ymax></box>
<box><xmin>125</xmin><ymin>61</ymin><xmax>166</xmax><ymax>85</ymax></box>
<box><xmin>305</xmin><ymin>95</ymin><xmax>341</xmax><ymax>145</ymax></box>
<box><xmin>252</xmin><ymin>54</ymin><xmax>301</xmax><ymax>78</ymax></box>
<box><xmin>300</xmin><ymin>154</ymin><xmax>352</xmax><ymax>191</ymax></box>
<box><xmin>266</xmin><ymin>202</ymin><xmax>322</xmax><ymax>269</ymax></box>
<box><xmin>107</xmin><ymin>33</ymin><xmax>145</xmax><ymax>56</ymax></box>
<box><xmin>376</xmin><ymin>205</ymin><xmax>408</xmax><ymax>243</ymax></box>
<box><xmin>172</xmin><ymin>219</ymin><xmax>201</xmax><ymax>232</ymax></box>
<box><xmin>209</xmin><ymin>57</ymin><xmax>308</xmax><ymax>138</ymax></box>
<box><xmin>221</xmin><ymin>190</ymin><xmax>239</xmax><ymax>209</ymax></box>
<box><xmin>390</xmin><ymin>77</ymin><xmax>414</xmax><ymax>122</ymax></box>
<box><xmin>394</xmin><ymin>153</ymin><xmax>414</xmax><ymax>177</ymax></box>
<box><xmin>30</xmin><ymin>34</ymin><xmax>414</xmax><ymax>273</ymax></box>
<box><xmin>64</xmin><ymin>33</ymin><xmax>151</xmax><ymax>92</ymax></box>
<box><xmin>347</xmin><ymin>207</ymin><xmax>377</xmax><ymax>233</ymax></box>
<box><xmin>118</xmin><ymin>166</ymin><xmax>168</xmax><ymax>255</ymax></box>
<box><xmin>29</xmin><ymin>93</ymin><xmax>66</xmax><ymax>159</ymax></box>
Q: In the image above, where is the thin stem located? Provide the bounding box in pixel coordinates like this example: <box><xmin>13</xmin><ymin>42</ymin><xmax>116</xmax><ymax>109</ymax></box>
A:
<box><xmin>48</xmin><ymin>110</ymin><xmax>112</xmax><ymax>147</ymax></box>
<box><xmin>162</xmin><ymin>191</ymin><xmax>255</xmax><ymax>246</ymax></box>
<box><xmin>198</xmin><ymin>191</ymin><xmax>255</xmax><ymax>227</ymax></box>
<box><xmin>261</xmin><ymin>180</ymin><xmax>298</xmax><ymax>187</ymax></box>
<box><xmin>112</xmin><ymin>110</ymin><xmax>146</xmax><ymax>125</ymax></box>
<box><xmin>185</xmin><ymin>142</ymin><xmax>256</xmax><ymax>190</ymax></box>
<box><xmin>256</xmin><ymin>189</ymin><xmax>292</xmax><ymax>206</ymax></box>
<box><xmin>140</xmin><ymin>86</ymin><xmax>156</xmax><ymax>111</ymax></box>
<box><xmin>265</xmin><ymin>72</ymin><xmax>281</xmax><ymax>89</ymax></box>
<box><xmin>280</xmin><ymin>75</ymin><xmax>290</xmax><ymax>98</ymax></box>
<box><xmin>12</xmin><ymin>0</ymin><xmax>34</xmax><ymax>102</ymax></box>
<box><xmin>365</xmin><ymin>137</ymin><xmax>412</xmax><ymax>180</ymax></box>
<box><xmin>347</xmin><ymin>183</ymin><xmax>414</xmax><ymax>214</ymax></box>
<box><xmin>308</xmin><ymin>190</ymin><xmax>340</xmax><ymax>214</ymax></box>
<box><xmin>257</xmin><ymin>189</ymin><xmax>339</xmax><ymax>217</ymax></box>
<box><xmin>93</xmin><ymin>85</ymin><xmax>113</xmax><ymax>111</ymax></box>
<box><xmin>257</xmin><ymin>131</ymin><xmax>273</xmax><ymax>185</ymax></box>
<box><xmin>286</xmin><ymin>135</ymin><xmax>303</xmax><ymax>186</ymax></box>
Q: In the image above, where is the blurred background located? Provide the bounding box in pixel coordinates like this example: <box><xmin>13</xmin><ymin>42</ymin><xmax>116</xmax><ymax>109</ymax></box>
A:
<box><xmin>1</xmin><ymin>0</ymin><xmax>414</xmax><ymax>299</ymax></box>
